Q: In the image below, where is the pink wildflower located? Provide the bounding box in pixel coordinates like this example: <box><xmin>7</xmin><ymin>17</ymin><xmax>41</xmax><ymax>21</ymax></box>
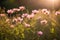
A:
<box><xmin>41</xmin><ymin>9</ymin><xmax>47</xmax><ymax>13</ymax></box>
<box><xmin>41</xmin><ymin>9</ymin><xmax>50</xmax><ymax>15</ymax></box>
<box><xmin>22</xmin><ymin>13</ymin><xmax>28</xmax><ymax>18</ymax></box>
<box><xmin>24</xmin><ymin>23</ymin><xmax>30</xmax><ymax>28</ymax></box>
<box><xmin>37</xmin><ymin>31</ymin><xmax>43</xmax><ymax>36</ymax></box>
<box><xmin>32</xmin><ymin>10</ymin><xmax>39</xmax><ymax>14</ymax></box>
<box><xmin>55</xmin><ymin>11</ymin><xmax>60</xmax><ymax>15</ymax></box>
<box><xmin>30</xmin><ymin>13</ymin><xmax>34</xmax><ymax>18</ymax></box>
<box><xmin>19</xmin><ymin>6</ymin><xmax>25</xmax><ymax>11</ymax></box>
<box><xmin>7</xmin><ymin>9</ymin><xmax>14</xmax><ymax>14</ymax></box>
<box><xmin>17</xmin><ymin>9</ymin><xmax>20</xmax><ymax>11</ymax></box>
<box><xmin>13</xmin><ymin>8</ymin><xmax>20</xmax><ymax>12</ymax></box>
<box><xmin>44</xmin><ymin>11</ymin><xmax>50</xmax><ymax>15</ymax></box>
<box><xmin>27</xmin><ymin>14</ymin><xmax>34</xmax><ymax>19</ymax></box>
<box><xmin>40</xmin><ymin>20</ymin><xmax>47</xmax><ymax>25</ymax></box>
<box><xmin>13</xmin><ymin>8</ymin><xmax>18</xmax><ymax>11</ymax></box>
<box><xmin>0</xmin><ymin>14</ymin><xmax>6</xmax><ymax>17</ymax></box>
<box><xmin>17</xmin><ymin>17</ymin><xmax>23</xmax><ymax>22</ymax></box>
<box><xmin>27</xmin><ymin>15</ymin><xmax>31</xmax><ymax>19</ymax></box>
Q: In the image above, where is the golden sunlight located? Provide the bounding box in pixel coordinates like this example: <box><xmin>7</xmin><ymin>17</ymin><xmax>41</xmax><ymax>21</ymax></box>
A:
<box><xmin>48</xmin><ymin>0</ymin><xmax>58</xmax><ymax>3</ymax></box>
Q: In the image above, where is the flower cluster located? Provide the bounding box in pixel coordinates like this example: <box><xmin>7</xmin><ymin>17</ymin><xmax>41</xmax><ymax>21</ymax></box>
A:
<box><xmin>0</xmin><ymin>6</ymin><xmax>60</xmax><ymax>40</ymax></box>
<box><xmin>7</xmin><ymin>6</ymin><xmax>25</xmax><ymax>14</ymax></box>
<box><xmin>6</xmin><ymin>7</ymin><xmax>60</xmax><ymax>34</ymax></box>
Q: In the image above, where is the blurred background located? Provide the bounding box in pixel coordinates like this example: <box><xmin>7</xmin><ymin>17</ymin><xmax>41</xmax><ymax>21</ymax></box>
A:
<box><xmin>0</xmin><ymin>0</ymin><xmax>60</xmax><ymax>10</ymax></box>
